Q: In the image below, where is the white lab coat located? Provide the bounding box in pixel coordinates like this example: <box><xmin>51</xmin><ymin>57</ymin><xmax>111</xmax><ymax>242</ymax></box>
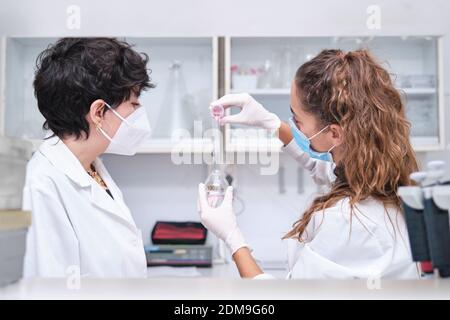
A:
<box><xmin>22</xmin><ymin>134</ymin><xmax>147</xmax><ymax>278</ymax></box>
<box><xmin>255</xmin><ymin>140</ymin><xmax>419</xmax><ymax>280</ymax></box>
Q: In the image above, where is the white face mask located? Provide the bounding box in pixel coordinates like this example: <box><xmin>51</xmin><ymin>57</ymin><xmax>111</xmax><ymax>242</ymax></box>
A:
<box><xmin>97</xmin><ymin>102</ymin><xmax>151</xmax><ymax>155</ymax></box>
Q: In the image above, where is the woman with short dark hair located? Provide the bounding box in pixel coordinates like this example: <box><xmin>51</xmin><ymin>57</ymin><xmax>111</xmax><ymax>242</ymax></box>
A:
<box><xmin>23</xmin><ymin>37</ymin><xmax>154</xmax><ymax>278</ymax></box>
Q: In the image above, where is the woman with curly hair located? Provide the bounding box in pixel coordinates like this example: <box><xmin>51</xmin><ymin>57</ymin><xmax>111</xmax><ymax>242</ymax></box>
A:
<box><xmin>198</xmin><ymin>49</ymin><xmax>420</xmax><ymax>279</ymax></box>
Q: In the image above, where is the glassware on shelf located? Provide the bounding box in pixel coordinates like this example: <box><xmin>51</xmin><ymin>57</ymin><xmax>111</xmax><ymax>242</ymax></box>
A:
<box><xmin>231</xmin><ymin>64</ymin><xmax>259</xmax><ymax>91</ymax></box>
<box><xmin>281</xmin><ymin>45</ymin><xmax>299</xmax><ymax>88</ymax></box>
<box><xmin>395</xmin><ymin>74</ymin><xmax>436</xmax><ymax>89</ymax></box>
<box><xmin>16</xmin><ymin>119</ymin><xmax>45</xmax><ymax>140</ymax></box>
<box><xmin>267</xmin><ymin>45</ymin><xmax>300</xmax><ymax>89</ymax></box>
<box><xmin>257</xmin><ymin>60</ymin><xmax>273</xmax><ymax>89</ymax></box>
<box><xmin>409</xmin><ymin>75</ymin><xmax>436</xmax><ymax>88</ymax></box>
<box><xmin>0</xmin><ymin>136</ymin><xmax>32</xmax><ymax>209</ymax></box>
<box><xmin>153</xmin><ymin>60</ymin><xmax>195</xmax><ymax>138</ymax></box>
<box><xmin>268</xmin><ymin>49</ymin><xmax>284</xmax><ymax>89</ymax></box>
<box><xmin>406</xmin><ymin>97</ymin><xmax>438</xmax><ymax>137</ymax></box>
<box><xmin>395</xmin><ymin>74</ymin><xmax>412</xmax><ymax>88</ymax></box>
<box><xmin>14</xmin><ymin>75</ymin><xmax>46</xmax><ymax>140</ymax></box>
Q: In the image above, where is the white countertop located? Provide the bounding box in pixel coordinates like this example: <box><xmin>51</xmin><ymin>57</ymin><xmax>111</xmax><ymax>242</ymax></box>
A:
<box><xmin>1</xmin><ymin>277</ymin><xmax>449</xmax><ymax>300</ymax></box>
<box><xmin>146</xmin><ymin>262</ymin><xmax>289</xmax><ymax>278</ymax></box>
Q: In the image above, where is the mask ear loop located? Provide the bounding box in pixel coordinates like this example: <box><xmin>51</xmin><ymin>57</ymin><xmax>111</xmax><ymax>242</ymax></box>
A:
<box><xmin>327</xmin><ymin>144</ymin><xmax>336</xmax><ymax>153</ymax></box>
<box><xmin>310</xmin><ymin>125</ymin><xmax>337</xmax><ymax>154</ymax></box>
<box><xmin>308</xmin><ymin>125</ymin><xmax>330</xmax><ymax>141</ymax></box>
<box><xmin>104</xmin><ymin>102</ymin><xmax>131</xmax><ymax>126</ymax></box>
<box><xmin>95</xmin><ymin>103</ymin><xmax>117</xmax><ymax>143</ymax></box>
<box><xmin>96</xmin><ymin>121</ymin><xmax>114</xmax><ymax>143</ymax></box>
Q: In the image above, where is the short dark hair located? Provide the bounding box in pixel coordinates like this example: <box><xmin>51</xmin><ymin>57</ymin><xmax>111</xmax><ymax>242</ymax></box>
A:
<box><xmin>33</xmin><ymin>37</ymin><xmax>155</xmax><ymax>139</ymax></box>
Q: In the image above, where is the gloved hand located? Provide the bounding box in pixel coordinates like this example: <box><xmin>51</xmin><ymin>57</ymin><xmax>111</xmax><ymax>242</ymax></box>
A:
<box><xmin>210</xmin><ymin>93</ymin><xmax>281</xmax><ymax>130</ymax></box>
<box><xmin>197</xmin><ymin>183</ymin><xmax>250</xmax><ymax>255</ymax></box>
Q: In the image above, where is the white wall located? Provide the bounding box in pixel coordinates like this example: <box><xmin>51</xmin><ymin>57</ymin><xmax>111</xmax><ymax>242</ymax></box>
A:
<box><xmin>101</xmin><ymin>153</ymin><xmax>321</xmax><ymax>262</ymax></box>
<box><xmin>0</xmin><ymin>0</ymin><xmax>449</xmax><ymax>36</ymax></box>
<box><xmin>2</xmin><ymin>0</ymin><xmax>450</xmax><ymax>262</ymax></box>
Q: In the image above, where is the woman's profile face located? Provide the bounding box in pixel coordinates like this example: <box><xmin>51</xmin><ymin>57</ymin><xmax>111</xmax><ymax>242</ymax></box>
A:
<box><xmin>100</xmin><ymin>92</ymin><xmax>142</xmax><ymax>139</ymax></box>
<box><xmin>290</xmin><ymin>81</ymin><xmax>332</xmax><ymax>153</ymax></box>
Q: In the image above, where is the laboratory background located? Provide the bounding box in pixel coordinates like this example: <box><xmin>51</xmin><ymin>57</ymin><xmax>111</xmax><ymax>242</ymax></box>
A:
<box><xmin>0</xmin><ymin>0</ymin><xmax>450</xmax><ymax>300</ymax></box>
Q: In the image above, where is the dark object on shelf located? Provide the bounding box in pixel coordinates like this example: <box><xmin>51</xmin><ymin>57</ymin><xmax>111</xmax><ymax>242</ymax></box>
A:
<box><xmin>151</xmin><ymin>221</ymin><xmax>207</xmax><ymax>245</ymax></box>
<box><xmin>145</xmin><ymin>244</ymin><xmax>212</xmax><ymax>268</ymax></box>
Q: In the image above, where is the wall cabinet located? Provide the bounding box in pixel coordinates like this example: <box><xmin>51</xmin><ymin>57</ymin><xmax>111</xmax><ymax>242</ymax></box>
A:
<box><xmin>225</xmin><ymin>36</ymin><xmax>445</xmax><ymax>152</ymax></box>
<box><xmin>0</xmin><ymin>36</ymin><xmax>445</xmax><ymax>153</ymax></box>
<box><xmin>0</xmin><ymin>37</ymin><xmax>218</xmax><ymax>153</ymax></box>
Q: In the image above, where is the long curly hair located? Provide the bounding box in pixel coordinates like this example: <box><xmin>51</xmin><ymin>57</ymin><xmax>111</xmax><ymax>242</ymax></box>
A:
<box><xmin>283</xmin><ymin>49</ymin><xmax>418</xmax><ymax>241</ymax></box>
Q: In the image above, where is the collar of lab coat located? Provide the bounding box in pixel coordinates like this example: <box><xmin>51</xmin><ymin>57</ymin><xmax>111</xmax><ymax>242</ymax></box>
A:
<box><xmin>38</xmin><ymin>133</ymin><xmax>136</xmax><ymax>228</ymax></box>
<box><xmin>38</xmin><ymin>134</ymin><xmax>92</xmax><ymax>187</ymax></box>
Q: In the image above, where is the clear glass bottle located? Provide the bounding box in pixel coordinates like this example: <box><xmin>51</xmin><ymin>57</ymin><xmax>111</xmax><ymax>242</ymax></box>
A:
<box><xmin>204</xmin><ymin>169</ymin><xmax>228</xmax><ymax>208</ymax></box>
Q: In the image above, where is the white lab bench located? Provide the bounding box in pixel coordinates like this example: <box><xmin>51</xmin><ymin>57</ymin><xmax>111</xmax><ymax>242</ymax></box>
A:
<box><xmin>146</xmin><ymin>263</ymin><xmax>288</xmax><ymax>279</ymax></box>
<box><xmin>1</xmin><ymin>277</ymin><xmax>449</xmax><ymax>300</ymax></box>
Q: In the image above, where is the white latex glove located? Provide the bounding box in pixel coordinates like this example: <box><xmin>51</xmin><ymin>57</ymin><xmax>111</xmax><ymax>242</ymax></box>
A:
<box><xmin>210</xmin><ymin>93</ymin><xmax>281</xmax><ymax>130</ymax></box>
<box><xmin>197</xmin><ymin>183</ymin><xmax>250</xmax><ymax>255</ymax></box>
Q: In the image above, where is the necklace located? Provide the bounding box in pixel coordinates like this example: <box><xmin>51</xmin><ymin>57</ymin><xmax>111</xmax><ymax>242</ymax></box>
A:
<box><xmin>87</xmin><ymin>164</ymin><xmax>114</xmax><ymax>199</ymax></box>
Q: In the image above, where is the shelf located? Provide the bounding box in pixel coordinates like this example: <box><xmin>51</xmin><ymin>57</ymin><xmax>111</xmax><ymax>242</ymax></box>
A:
<box><xmin>225</xmin><ymin>136</ymin><xmax>442</xmax><ymax>153</ymax></box>
<box><xmin>410</xmin><ymin>136</ymin><xmax>442</xmax><ymax>152</ymax></box>
<box><xmin>10</xmin><ymin>137</ymin><xmax>216</xmax><ymax>155</ymax></box>
<box><xmin>231</xmin><ymin>87</ymin><xmax>437</xmax><ymax>97</ymax></box>
<box><xmin>137</xmin><ymin>138</ymin><xmax>215</xmax><ymax>154</ymax></box>
<box><xmin>400</xmin><ymin>88</ymin><xmax>437</xmax><ymax>95</ymax></box>
<box><xmin>22</xmin><ymin>133</ymin><xmax>442</xmax><ymax>154</ymax></box>
<box><xmin>230</xmin><ymin>88</ymin><xmax>290</xmax><ymax>96</ymax></box>
<box><xmin>226</xmin><ymin>137</ymin><xmax>283</xmax><ymax>153</ymax></box>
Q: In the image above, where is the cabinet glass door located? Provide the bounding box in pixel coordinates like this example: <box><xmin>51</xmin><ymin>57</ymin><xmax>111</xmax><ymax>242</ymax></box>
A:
<box><xmin>227</xmin><ymin>36</ymin><xmax>442</xmax><ymax>152</ymax></box>
<box><xmin>2</xmin><ymin>37</ymin><xmax>217</xmax><ymax>153</ymax></box>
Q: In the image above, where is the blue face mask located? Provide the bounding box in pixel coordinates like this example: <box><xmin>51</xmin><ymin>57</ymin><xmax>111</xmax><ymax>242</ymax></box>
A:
<box><xmin>289</xmin><ymin>117</ymin><xmax>335</xmax><ymax>162</ymax></box>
